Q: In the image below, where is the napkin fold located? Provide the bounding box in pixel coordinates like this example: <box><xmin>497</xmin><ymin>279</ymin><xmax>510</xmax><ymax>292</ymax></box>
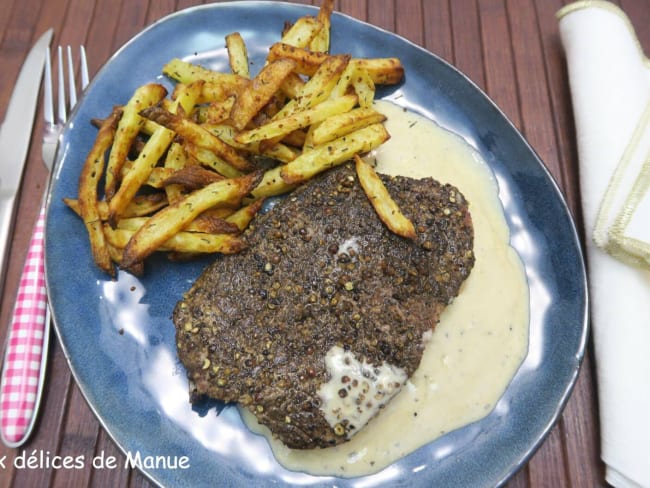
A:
<box><xmin>558</xmin><ymin>2</ymin><xmax>650</xmax><ymax>487</ymax></box>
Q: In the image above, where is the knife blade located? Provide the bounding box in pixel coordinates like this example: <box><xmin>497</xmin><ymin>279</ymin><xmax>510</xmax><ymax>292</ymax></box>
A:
<box><xmin>0</xmin><ymin>28</ymin><xmax>53</xmax><ymax>289</ymax></box>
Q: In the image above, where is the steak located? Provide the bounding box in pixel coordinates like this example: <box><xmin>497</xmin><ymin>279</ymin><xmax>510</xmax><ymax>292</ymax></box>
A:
<box><xmin>172</xmin><ymin>162</ymin><xmax>474</xmax><ymax>449</ymax></box>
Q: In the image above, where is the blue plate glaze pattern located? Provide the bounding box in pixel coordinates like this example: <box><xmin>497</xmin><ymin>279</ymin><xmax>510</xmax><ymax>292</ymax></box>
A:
<box><xmin>44</xmin><ymin>2</ymin><xmax>588</xmax><ymax>487</ymax></box>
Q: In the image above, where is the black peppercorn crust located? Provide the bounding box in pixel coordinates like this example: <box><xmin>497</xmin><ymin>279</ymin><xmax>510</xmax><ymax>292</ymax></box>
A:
<box><xmin>173</xmin><ymin>162</ymin><xmax>474</xmax><ymax>449</ymax></box>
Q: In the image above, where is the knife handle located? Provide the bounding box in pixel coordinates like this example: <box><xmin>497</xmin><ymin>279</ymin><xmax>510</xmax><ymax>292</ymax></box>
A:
<box><xmin>0</xmin><ymin>205</ymin><xmax>50</xmax><ymax>447</ymax></box>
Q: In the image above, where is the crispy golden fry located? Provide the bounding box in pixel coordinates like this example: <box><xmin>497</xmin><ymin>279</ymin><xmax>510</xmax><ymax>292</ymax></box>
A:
<box><xmin>251</xmin><ymin>122</ymin><xmax>390</xmax><ymax>198</ymax></box>
<box><xmin>184</xmin><ymin>143</ymin><xmax>243</xmax><ymax>179</ymax></box>
<box><xmin>108</xmin><ymin>124</ymin><xmax>176</xmax><ymax>224</ymax></box>
<box><xmin>121</xmin><ymin>171</ymin><xmax>262</xmax><ymax>268</ymax></box>
<box><xmin>354</xmin><ymin>155</ymin><xmax>416</xmax><ymax>239</ymax></box>
<box><xmin>310</xmin><ymin>0</ymin><xmax>334</xmax><ymax>52</ymax></box>
<box><xmin>70</xmin><ymin>1</ymin><xmax>405</xmax><ymax>275</ymax></box>
<box><xmin>105</xmin><ymin>225</ymin><xmax>247</xmax><ymax>255</ymax></box>
<box><xmin>116</xmin><ymin>215</ymin><xmax>239</xmax><ymax>235</ymax></box>
<box><xmin>280</xmin><ymin>72</ymin><xmax>305</xmax><ymax>99</ymax></box>
<box><xmin>171</xmin><ymin>80</ymin><xmax>205</xmax><ymax>116</ymax></box>
<box><xmin>350</xmin><ymin>58</ymin><xmax>404</xmax><ymax>85</ymax></box>
<box><xmin>229</xmin><ymin>58</ymin><xmax>297</xmax><ymax>131</ymax></box>
<box><xmin>143</xmin><ymin>167</ymin><xmax>177</xmax><ymax>188</ymax></box>
<box><xmin>267</xmin><ymin>43</ymin><xmax>404</xmax><ymax>85</ymax></box>
<box><xmin>310</xmin><ymin>107</ymin><xmax>386</xmax><ymax>145</ymax></box>
<box><xmin>280</xmin><ymin>123</ymin><xmax>390</xmax><ymax>185</ymax></box>
<box><xmin>202</xmin><ymin>96</ymin><xmax>236</xmax><ymax>124</ymax></box>
<box><xmin>281</xmin><ymin>16</ymin><xmax>322</xmax><ymax>48</ymax></box>
<box><xmin>163</xmin><ymin>58</ymin><xmax>248</xmax><ymax>93</ymax></box>
<box><xmin>65</xmin><ymin>193</ymin><xmax>168</xmax><ymax>220</ymax></box>
<box><xmin>161</xmin><ymin>164</ymin><xmax>225</xmax><ymax>190</ymax></box>
<box><xmin>78</xmin><ymin>108</ymin><xmax>121</xmax><ymax>277</ymax></box>
<box><xmin>162</xmin><ymin>142</ymin><xmax>188</xmax><ymax>205</ymax></box>
<box><xmin>235</xmin><ymin>94</ymin><xmax>357</xmax><ymax>144</ymax></box>
<box><xmin>197</xmin><ymin>81</ymin><xmax>241</xmax><ymax>104</ymax></box>
<box><xmin>225</xmin><ymin>199</ymin><xmax>265</xmax><ymax>231</ymax></box>
<box><xmin>203</xmin><ymin>124</ymin><xmax>298</xmax><ymax>163</ymax></box>
<box><xmin>226</xmin><ymin>32</ymin><xmax>250</xmax><ymax>78</ymax></box>
<box><xmin>105</xmin><ymin>84</ymin><xmax>167</xmax><ymax>200</ymax></box>
<box><xmin>352</xmin><ymin>67</ymin><xmax>375</xmax><ymax>109</ymax></box>
<box><xmin>141</xmin><ymin>105</ymin><xmax>253</xmax><ymax>172</ymax></box>
<box><xmin>276</xmin><ymin>54</ymin><xmax>350</xmax><ymax>121</ymax></box>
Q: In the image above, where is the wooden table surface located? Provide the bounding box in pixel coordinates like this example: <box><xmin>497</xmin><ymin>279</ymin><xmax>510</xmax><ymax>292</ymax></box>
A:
<box><xmin>1</xmin><ymin>0</ymin><xmax>648</xmax><ymax>486</ymax></box>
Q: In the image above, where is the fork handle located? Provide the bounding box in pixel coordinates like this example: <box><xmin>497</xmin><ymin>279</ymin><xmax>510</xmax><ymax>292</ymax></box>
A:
<box><xmin>0</xmin><ymin>204</ymin><xmax>50</xmax><ymax>447</ymax></box>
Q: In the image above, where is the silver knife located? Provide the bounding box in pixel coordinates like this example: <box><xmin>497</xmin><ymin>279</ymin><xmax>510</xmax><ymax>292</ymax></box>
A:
<box><xmin>0</xmin><ymin>28</ymin><xmax>53</xmax><ymax>289</ymax></box>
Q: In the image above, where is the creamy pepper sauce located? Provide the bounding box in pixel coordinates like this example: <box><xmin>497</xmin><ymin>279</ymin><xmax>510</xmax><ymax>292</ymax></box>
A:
<box><xmin>240</xmin><ymin>100</ymin><xmax>530</xmax><ymax>477</ymax></box>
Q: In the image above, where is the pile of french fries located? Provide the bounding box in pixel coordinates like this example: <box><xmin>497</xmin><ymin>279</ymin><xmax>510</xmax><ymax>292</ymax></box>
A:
<box><xmin>66</xmin><ymin>0</ymin><xmax>413</xmax><ymax>277</ymax></box>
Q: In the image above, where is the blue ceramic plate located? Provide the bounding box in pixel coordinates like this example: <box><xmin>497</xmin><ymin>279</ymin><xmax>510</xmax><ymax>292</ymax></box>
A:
<box><xmin>45</xmin><ymin>2</ymin><xmax>588</xmax><ymax>487</ymax></box>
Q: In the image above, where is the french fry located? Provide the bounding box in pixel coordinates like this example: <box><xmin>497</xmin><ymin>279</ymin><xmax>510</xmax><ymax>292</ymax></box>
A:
<box><xmin>202</xmin><ymin>96</ymin><xmax>236</xmax><ymax>124</ymax></box>
<box><xmin>281</xmin><ymin>16</ymin><xmax>323</xmax><ymax>48</ymax></box>
<box><xmin>140</xmin><ymin>105</ymin><xmax>253</xmax><ymax>172</ymax></box>
<box><xmin>226</xmin><ymin>32</ymin><xmax>250</xmax><ymax>78</ymax></box>
<box><xmin>120</xmin><ymin>171</ymin><xmax>262</xmax><ymax>268</ymax></box>
<box><xmin>160</xmin><ymin>164</ymin><xmax>225</xmax><ymax>190</ymax></box>
<box><xmin>65</xmin><ymin>193</ymin><xmax>168</xmax><ymax>220</ymax></box>
<box><xmin>350</xmin><ymin>58</ymin><xmax>404</xmax><ymax>85</ymax></box>
<box><xmin>162</xmin><ymin>142</ymin><xmax>189</xmax><ymax>204</ymax></box>
<box><xmin>351</xmin><ymin>66</ymin><xmax>375</xmax><ymax>109</ymax></box>
<box><xmin>235</xmin><ymin>94</ymin><xmax>357</xmax><ymax>144</ymax></box>
<box><xmin>250</xmin><ymin>122</ymin><xmax>389</xmax><ymax>199</ymax></box>
<box><xmin>276</xmin><ymin>54</ymin><xmax>350</xmax><ymax>118</ymax></box>
<box><xmin>225</xmin><ymin>198</ymin><xmax>265</xmax><ymax>231</ymax></box>
<box><xmin>116</xmin><ymin>215</ymin><xmax>239</xmax><ymax>235</ymax></box>
<box><xmin>354</xmin><ymin>155</ymin><xmax>416</xmax><ymax>239</ymax></box>
<box><xmin>309</xmin><ymin>0</ymin><xmax>334</xmax><ymax>52</ymax></box>
<box><xmin>163</xmin><ymin>58</ymin><xmax>247</xmax><ymax>93</ymax></box>
<box><xmin>105</xmin><ymin>225</ymin><xmax>247</xmax><ymax>255</ymax></box>
<box><xmin>310</xmin><ymin>107</ymin><xmax>386</xmax><ymax>145</ymax></box>
<box><xmin>280</xmin><ymin>72</ymin><xmax>305</xmax><ymax>99</ymax></box>
<box><xmin>77</xmin><ymin>108</ymin><xmax>121</xmax><ymax>277</ymax></box>
<box><xmin>184</xmin><ymin>143</ymin><xmax>243</xmax><ymax>179</ymax></box>
<box><xmin>229</xmin><ymin>58</ymin><xmax>297</xmax><ymax>130</ymax></box>
<box><xmin>108</xmin><ymin>124</ymin><xmax>176</xmax><ymax>224</ymax></box>
<box><xmin>170</xmin><ymin>80</ymin><xmax>205</xmax><ymax>116</ymax></box>
<box><xmin>279</xmin><ymin>122</ymin><xmax>390</xmax><ymax>185</ymax></box>
<box><xmin>105</xmin><ymin>83</ymin><xmax>167</xmax><ymax>200</ymax></box>
<box><xmin>204</xmin><ymin>123</ymin><xmax>298</xmax><ymax>163</ymax></box>
<box><xmin>267</xmin><ymin>43</ymin><xmax>404</xmax><ymax>85</ymax></box>
<box><xmin>69</xmin><ymin>1</ymin><xmax>406</xmax><ymax>275</ymax></box>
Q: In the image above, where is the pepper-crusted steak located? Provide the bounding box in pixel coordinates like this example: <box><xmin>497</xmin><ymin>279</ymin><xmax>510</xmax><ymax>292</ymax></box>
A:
<box><xmin>173</xmin><ymin>162</ymin><xmax>474</xmax><ymax>449</ymax></box>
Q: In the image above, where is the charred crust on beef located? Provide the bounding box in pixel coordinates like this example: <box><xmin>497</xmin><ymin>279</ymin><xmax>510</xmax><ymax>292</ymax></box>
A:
<box><xmin>173</xmin><ymin>162</ymin><xmax>474</xmax><ymax>449</ymax></box>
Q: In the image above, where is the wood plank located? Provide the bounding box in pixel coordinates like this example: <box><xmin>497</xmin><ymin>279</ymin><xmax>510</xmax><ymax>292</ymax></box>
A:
<box><xmin>505</xmin><ymin>1</ymin><xmax>572</xmax><ymax>484</ymax></box>
<box><xmin>395</xmin><ymin>0</ymin><xmax>424</xmax><ymax>45</ymax></box>
<box><xmin>339</xmin><ymin>0</ymin><xmax>367</xmax><ymax>21</ymax></box>
<box><xmin>422</xmin><ymin>0</ymin><xmax>454</xmax><ymax>64</ymax></box>
<box><xmin>111</xmin><ymin>0</ymin><xmax>150</xmax><ymax>53</ymax></box>
<box><xmin>89</xmin><ymin>430</ymin><xmax>131</xmax><ymax>487</ymax></box>
<box><xmin>84</xmin><ymin>0</ymin><xmax>124</xmax><ymax>77</ymax></box>
<box><xmin>478</xmin><ymin>0</ymin><xmax>522</xmax><ymax>128</ymax></box>
<box><xmin>367</xmin><ymin>0</ymin><xmax>395</xmax><ymax>32</ymax></box>
<box><xmin>49</xmin><ymin>384</ymin><xmax>100</xmax><ymax>487</ymax></box>
<box><xmin>450</xmin><ymin>0</ymin><xmax>485</xmax><ymax>89</ymax></box>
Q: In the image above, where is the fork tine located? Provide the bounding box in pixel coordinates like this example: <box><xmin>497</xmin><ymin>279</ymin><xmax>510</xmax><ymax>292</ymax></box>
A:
<box><xmin>56</xmin><ymin>46</ymin><xmax>66</xmax><ymax>124</ymax></box>
<box><xmin>80</xmin><ymin>46</ymin><xmax>89</xmax><ymax>90</ymax></box>
<box><xmin>66</xmin><ymin>46</ymin><xmax>78</xmax><ymax>109</ymax></box>
<box><xmin>43</xmin><ymin>46</ymin><xmax>54</xmax><ymax>126</ymax></box>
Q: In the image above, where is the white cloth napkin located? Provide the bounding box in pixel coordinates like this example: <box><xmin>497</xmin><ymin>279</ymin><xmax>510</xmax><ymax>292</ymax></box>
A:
<box><xmin>558</xmin><ymin>2</ymin><xmax>650</xmax><ymax>487</ymax></box>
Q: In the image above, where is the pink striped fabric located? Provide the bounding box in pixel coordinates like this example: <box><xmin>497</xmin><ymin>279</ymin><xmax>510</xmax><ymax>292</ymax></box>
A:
<box><xmin>0</xmin><ymin>207</ymin><xmax>48</xmax><ymax>446</ymax></box>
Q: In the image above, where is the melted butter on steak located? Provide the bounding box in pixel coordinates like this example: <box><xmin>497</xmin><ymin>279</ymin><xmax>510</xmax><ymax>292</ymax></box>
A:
<box><xmin>173</xmin><ymin>162</ymin><xmax>475</xmax><ymax>449</ymax></box>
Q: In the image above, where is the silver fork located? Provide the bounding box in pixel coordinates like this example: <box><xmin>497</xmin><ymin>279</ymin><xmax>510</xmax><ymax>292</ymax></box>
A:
<box><xmin>0</xmin><ymin>45</ymin><xmax>88</xmax><ymax>448</ymax></box>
